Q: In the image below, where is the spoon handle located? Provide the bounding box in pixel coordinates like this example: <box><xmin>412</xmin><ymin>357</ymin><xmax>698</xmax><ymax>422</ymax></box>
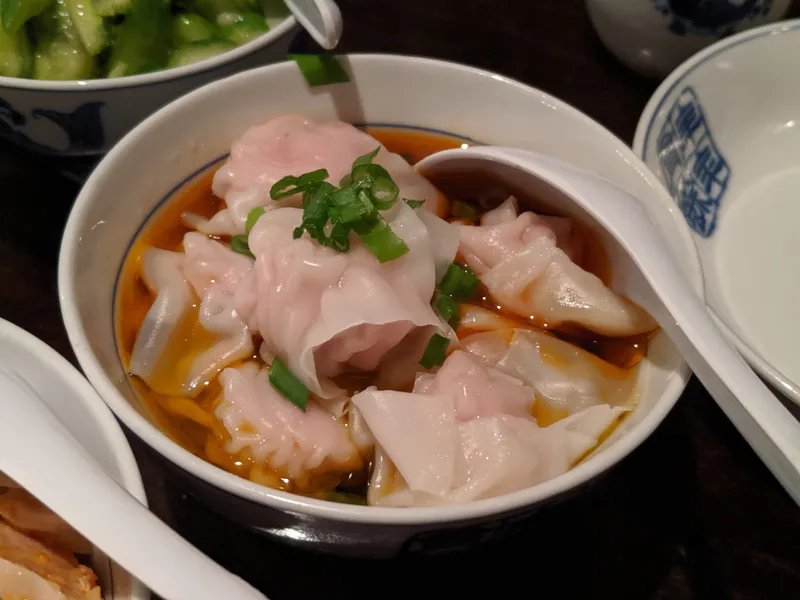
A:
<box><xmin>0</xmin><ymin>368</ymin><xmax>268</xmax><ymax>600</ymax></box>
<box><xmin>623</xmin><ymin>213</ymin><xmax>800</xmax><ymax>505</ymax></box>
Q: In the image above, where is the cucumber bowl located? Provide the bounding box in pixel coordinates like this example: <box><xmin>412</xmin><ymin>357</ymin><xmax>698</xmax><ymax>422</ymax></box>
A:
<box><xmin>0</xmin><ymin>0</ymin><xmax>300</xmax><ymax>156</ymax></box>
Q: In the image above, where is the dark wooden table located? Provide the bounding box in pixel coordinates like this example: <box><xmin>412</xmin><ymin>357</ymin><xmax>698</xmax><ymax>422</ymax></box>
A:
<box><xmin>2</xmin><ymin>1</ymin><xmax>800</xmax><ymax>598</ymax></box>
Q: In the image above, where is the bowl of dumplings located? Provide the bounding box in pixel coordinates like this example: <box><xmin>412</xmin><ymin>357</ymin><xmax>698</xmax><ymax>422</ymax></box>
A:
<box><xmin>58</xmin><ymin>54</ymin><xmax>703</xmax><ymax>557</ymax></box>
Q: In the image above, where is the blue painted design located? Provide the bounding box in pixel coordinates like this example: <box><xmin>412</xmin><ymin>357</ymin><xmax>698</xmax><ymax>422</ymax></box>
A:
<box><xmin>652</xmin><ymin>0</ymin><xmax>773</xmax><ymax>37</ymax></box>
<box><xmin>0</xmin><ymin>97</ymin><xmax>105</xmax><ymax>153</ymax></box>
<box><xmin>656</xmin><ymin>86</ymin><xmax>729</xmax><ymax>237</ymax></box>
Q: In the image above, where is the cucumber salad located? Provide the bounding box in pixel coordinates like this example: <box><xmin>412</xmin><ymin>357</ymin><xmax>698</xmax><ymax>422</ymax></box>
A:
<box><xmin>0</xmin><ymin>0</ymin><xmax>289</xmax><ymax>79</ymax></box>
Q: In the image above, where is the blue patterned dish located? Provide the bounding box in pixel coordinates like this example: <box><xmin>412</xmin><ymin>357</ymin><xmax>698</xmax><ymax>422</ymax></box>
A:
<box><xmin>634</xmin><ymin>19</ymin><xmax>800</xmax><ymax>403</ymax></box>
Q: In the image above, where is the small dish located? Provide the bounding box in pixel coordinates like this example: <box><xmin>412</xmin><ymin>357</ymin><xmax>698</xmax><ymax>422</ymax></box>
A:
<box><xmin>0</xmin><ymin>317</ymin><xmax>148</xmax><ymax>599</ymax></box>
<box><xmin>634</xmin><ymin>19</ymin><xmax>800</xmax><ymax>403</ymax></box>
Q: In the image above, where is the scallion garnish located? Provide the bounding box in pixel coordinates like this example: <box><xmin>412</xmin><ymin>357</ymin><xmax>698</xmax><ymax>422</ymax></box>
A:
<box><xmin>245</xmin><ymin>207</ymin><xmax>266</xmax><ymax>234</ymax></box>
<box><xmin>270</xmin><ymin>168</ymin><xmax>330</xmax><ymax>199</ymax></box>
<box><xmin>269</xmin><ymin>357</ymin><xmax>309</xmax><ymax>411</ymax></box>
<box><xmin>431</xmin><ymin>262</ymin><xmax>480</xmax><ymax>327</ymax></box>
<box><xmin>289</xmin><ymin>54</ymin><xmax>351</xmax><ymax>88</ymax></box>
<box><xmin>269</xmin><ymin>147</ymin><xmax>416</xmax><ymax>262</ymax></box>
<box><xmin>451</xmin><ymin>199</ymin><xmax>479</xmax><ymax>222</ymax></box>
<box><xmin>439</xmin><ymin>262</ymin><xmax>481</xmax><ymax>301</ymax></box>
<box><xmin>231</xmin><ymin>234</ymin><xmax>254</xmax><ymax>258</ymax></box>
<box><xmin>404</xmin><ymin>199</ymin><xmax>425</xmax><ymax>209</ymax></box>
<box><xmin>419</xmin><ymin>334</ymin><xmax>450</xmax><ymax>368</ymax></box>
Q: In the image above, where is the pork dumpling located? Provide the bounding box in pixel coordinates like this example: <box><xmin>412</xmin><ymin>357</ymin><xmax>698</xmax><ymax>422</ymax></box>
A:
<box><xmin>236</xmin><ymin>202</ymin><xmax>458</xmax><ymax>409</ymax></box>
<box><xmin>128</xmin><ymin>235</ymin><xmax>256</xmax><ymax>397</ymax></box>
<box><xmin>188</xmin><ymin>115</ymin><xmax>449</xmax><ymax>235</ymax></box>
<box><xmin>460</xmin><ymin>328</ymin><xmax>638</xmax><ymax>420</ymax></box>
<box><xmin>458</xmin><ymin>198</ymin><xmax>656</xmax><ymax>337</ymax></box>
<box><xmin>352</xmin><ymin>350</ymin><xmax>627</xmax><ymax>507</ymax></box>
<box><xmin>215</xmin><ymin>363</ymin><xmax>361</xmax><ymax>489</ymax></box>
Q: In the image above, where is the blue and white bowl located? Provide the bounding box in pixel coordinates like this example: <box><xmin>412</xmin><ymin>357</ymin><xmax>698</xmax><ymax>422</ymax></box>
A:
<box><xmin>0</xmin><ymin>17</ymin><xmax>299</xmax><ymax>157</ymax></box>
<box><xmin>634</xmin><ymin>19</ymin><xmax>800</xmax><ymax>403</ymax></box>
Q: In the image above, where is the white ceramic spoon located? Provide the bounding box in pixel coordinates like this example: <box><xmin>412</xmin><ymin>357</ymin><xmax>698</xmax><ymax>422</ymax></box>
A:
<box><xmin>0</xmin><ymin>366</ymin><xmax>269</xmax><ymax>600</ymax></box>
<box><xmin>416</xmin><ymin>146</ymin><xmax>800</xmax><ymax>506</ymax></box>
<box><xmin>285</xmin><ymin>0</ymin><xmax>342</xmax><ymax>49</ymax></box>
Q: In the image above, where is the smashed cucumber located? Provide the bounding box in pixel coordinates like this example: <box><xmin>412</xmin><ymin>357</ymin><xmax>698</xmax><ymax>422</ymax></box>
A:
<box><xmin>0</xmin><ymin>0</ymin><xmax>288</xmax><ymax>79</ymax></box>
<box><xmin>172</xmin><ymin>13</ymin><xmax>216</xmax><ymax>44</ymax></box>
<box><xmin>167</xmin><ymin>39</ymin><xmax>234</xmax><ymax>68</ymax></box>
<box><xmin>0</xmin><ymin>14</ymin><xmax>33</xmax><ymax>77</ymax></box>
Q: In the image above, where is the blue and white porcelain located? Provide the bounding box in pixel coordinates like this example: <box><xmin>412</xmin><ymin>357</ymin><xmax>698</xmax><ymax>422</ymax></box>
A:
<box><xmin>0</xmin><ymin>17</ymin><xmax>299</xmax><ymax>157</ymax></box>
<box><xmin>586</xmin><ymin>0</ymin><xmax>792</xmax><ymax>77</ymax></box>
<box><xmin>634</xmin><ymin>19</ymin><xmax>800</xmax><ymax>403</ymax></box>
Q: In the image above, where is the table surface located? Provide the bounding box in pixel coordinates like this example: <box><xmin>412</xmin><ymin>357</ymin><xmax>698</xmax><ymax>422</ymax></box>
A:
<box><xmin>2</xmin><ymin>1</ymin><xmax>800</xmax><ymax>598</ymax></box>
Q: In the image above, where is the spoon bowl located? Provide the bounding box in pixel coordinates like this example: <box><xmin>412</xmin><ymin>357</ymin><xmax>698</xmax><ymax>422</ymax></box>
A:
<box><xmin>417</xmin><ymin>146</ymin><xmax>800</xmax><ymax>505</ymax></box>
<box><xmin>285</xmin><ymin>0</ymin><xmax>342</xmax><ymax>49</ymax></box>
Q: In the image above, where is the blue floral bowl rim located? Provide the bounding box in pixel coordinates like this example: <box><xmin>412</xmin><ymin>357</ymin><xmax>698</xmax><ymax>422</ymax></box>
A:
<box><xmin>632</xmin><ymin>17</ymin><xmax>800</xmax><ymax>404</ymax></box>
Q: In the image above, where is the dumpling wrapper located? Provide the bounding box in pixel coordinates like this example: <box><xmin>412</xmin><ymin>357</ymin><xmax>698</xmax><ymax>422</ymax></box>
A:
<box><xmin>186</xmin><ymin>115</ymin><xmax>449</xmax><ymax>235</ymax></box>
<box><xmin>236</xmin><ymin>203</ymin><xmax>458</xmax><ymax>410</ymax></box>
<box><xmin>459</xmin><ymin>327</ymin><xmax>638</xmax><ymax>417</ymax></box>
<box><xmin>216</xmin><ymin>363</ymin><xmax>361</xmax><ymax>483</ymax></box>
<box><xmin>128</xmin><ymin>236</ymin><xmax>255</xmax><ymax>397</ymax></box>
<box><xmin>353</xmin><ymin>350</ymin><xmax>627</xmax><ymax>507</ymax></box>
<box><xmin>458</xmin><ymin>198</ymin><xmax>656</xmax><ymax>337</ymax></box>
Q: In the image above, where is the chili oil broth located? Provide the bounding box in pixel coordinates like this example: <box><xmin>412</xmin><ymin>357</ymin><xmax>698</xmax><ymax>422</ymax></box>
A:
<box><xmin>116</xmin><ymin>127</ymin><xmax>652</xmax><ymax>502</ymax></box>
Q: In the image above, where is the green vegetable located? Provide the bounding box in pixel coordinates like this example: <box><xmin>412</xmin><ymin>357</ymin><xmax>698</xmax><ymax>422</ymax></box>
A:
<box><xmin>270</xmin><ymin>148</ymin><xmax>412</xmax><ymax>263</ymax></box>
<box><xmin>260</xmin><ymin>0</ymin><xmax>286</xmax><ymax>26</ymax></box>
<box><xmin>32</xmin><ymin>0</ymin><xmax>95</xmax><ymax>80</ymax></box>
<box><xmin>324</xmin><ymin>491</ymin><xmax>367</xmax><ymax>505</ymax></box>
<box><xmin>166</xmin><ymin>39</ymin><xmax>234</xmax><ymax>68</ymax></box>
<box><xmin>435</xmin><ymin>294</ymin><xmax>460</xmax><ymax>327</ymax></box>
<box><xmin>64</xmin><ymin>0</ymin><xmax>107</xmax><ymax>54</ymax></box>
<box><xmin>172</xmin><ymin>12</ymin><xmax>216</xmax><ymax>44</ymax></box>
<box><xmin>419</xmin><ymin>334</ymin><xmax>449</xmax><ymax>369</ymax></box>
<box><xmin>219</xmin><ymin>10</ymin><xmax>267</xmax><ymax>45</ymax></box>
<box><xmin>271</xmin><ymin>168</ymin><xmax>329</xmax><ymax>199</ymax></box>
<box><xmin>451</xmin><ymin>199</ymin><xmax>479</xmax><ymax>222</ymax></box>
<box><xmin>404</xmin><ymin>199</ymin><xmax>425</xmax><ymax>209</ymax></box>
<box><xmin>269</xmin><ymin>357</ymin><xmax>309</xmax><ymax>411</ymax></box>
<box><xmin>0</xmin><ymin>13</ymin><xmax>33</xmax><ymax>76</ymax></box>
<box><xmin>245</xmin><ymin>206</ymin><xmax>265</xmax><ymax>234</ymax></box>
<box><xmin>106</xmin><ymin>0</ymin><xmax>170</xmax><ymax>77</ymax></box>
<box><xmin>193</xmin><ymin>0</ymin><xmax>258</xmax><ymax>23</ymax></box>
<box><xmin>93</xmin><ymin>0</ymin><xmax>130</xmax><ymax>16</ymax></box>
<box><xmin>1</xmin><ymin>0</ymin><xmax>51</xmax><ymax>35</ymax></box>
<box><xmin>439</xmin><ymin>262</ymin><xmax>480</xmax><ymax>301</ymax></box>
<box><xmin>288</xmin><ymin>53</ymin><xmax>349</xmax><ymax>87</ymax></box>
<box><xmin>230</xmin><ymin>234</ymin><xmax>253</xmax><ymax>257</ymax></box>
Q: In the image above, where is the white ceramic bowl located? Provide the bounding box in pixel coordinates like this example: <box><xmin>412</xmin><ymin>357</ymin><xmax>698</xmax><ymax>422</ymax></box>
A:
<box><xmin>59</xmin><ymin>54</ymin><xmax>703</xmax><ymax>558</ymax></box>
<box><xmin>634</xmin><ymin>20</ymin><xmax>800</xmax><ymax>404</ymax></box>
<box><xmin>0</xmin><ymin>317</ymin><xmax>148</xmax><ymax>600</ymax></box>
<box><xmin>0</xmin><ymin>17</ymin><xmax>298</xmax><ymax>156</ymax></box>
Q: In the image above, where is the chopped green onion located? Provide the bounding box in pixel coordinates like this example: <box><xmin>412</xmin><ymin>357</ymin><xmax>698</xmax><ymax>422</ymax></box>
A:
<box><xmin>419</xmin><ymin>334</ymin><xmax>449</xmax><ymax>368</ymax></box>
<box><xmin>451</xmin><ymin>199</ymin><xmax>479</xmax><ymax>222</ymax></box>
<box><xmin>357</xmin><ymin>218</ymin><xmax>409</xmax><ymax>263</ymax></box>
<box><xmin>245</xmin><ymin>206</ymin><xmax>265</xmax><ymax>234</ymax></box>
<box><xmin>436</xmin><ymin>294</ymin><xmax>460</xmax><ymax>327</ymax></box>
<box><xmin>230</xmin><ymin>234</ymin><xmax>254</xmax><ymax>258</ymax></box>
<box><xmin>289</xmin><ymin>53</ymin><xmax>350</xmax><ymax>87</ymax></box>
<box><xmin>404</xmin><ymin>198</ymin><xmax>425</xmax><ymax>209</ymax></box>
<box><xmin>439</xmin><ymin>262</ymin><xmax>480</xmax><ymax>301</ymax></box>
<box><xmin>351</xmin><ymin>163</ymin><xmax>398</xmax><ymax>210</ymax></box>
<box><xmin>324</xmin><ymin>491</ymin><xmax>367</xmax><ymax>505</ymax></box>
<box><xmin>352</xmin><ymin>146</ymin><xmax>379</xmax><ymax>167</ymax></box>
<box><xmin>269</xmin><ymin>357</ymin><xmax>309</xmax><ymax>411</ymax></box>
<box><xmin>270</xmin><ymin>168</ymin><xmax>329</xmax><ymax>200</ymax></box>
<box><xmin>292</xmin><ymin>181</ymin><xmax>336</xmax><ymax>244</ymax></box>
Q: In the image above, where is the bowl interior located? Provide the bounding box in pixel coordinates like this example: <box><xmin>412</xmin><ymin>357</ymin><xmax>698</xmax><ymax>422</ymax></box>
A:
<box><xmin>60</xmin><ymin>54</ymin><xmax>701</xmax><ymax>524</ymax></box>
<box><xmin>0</xmin><ymin>318</ymin><xmax>147</xmax><ymax>599</ymax></box>
<box><xmin>634</xmin><ymin>21</ymin><xmax>800</xmax><ymax>401</ymax></box>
